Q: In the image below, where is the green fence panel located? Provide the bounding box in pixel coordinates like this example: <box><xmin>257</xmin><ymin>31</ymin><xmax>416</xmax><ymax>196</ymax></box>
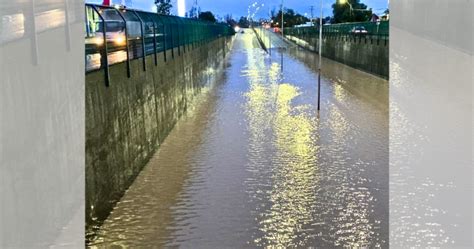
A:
<box><xmin>284</xmin><ymin>21</ymin><xmax>389</xmax><ymax>39</ymax></box>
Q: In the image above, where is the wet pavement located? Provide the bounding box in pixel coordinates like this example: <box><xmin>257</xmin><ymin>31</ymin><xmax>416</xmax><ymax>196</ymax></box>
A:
<box><xmin>89</xmin><ymin>29</ymin><xmax>389</xmax><ymax>248</ymax></box>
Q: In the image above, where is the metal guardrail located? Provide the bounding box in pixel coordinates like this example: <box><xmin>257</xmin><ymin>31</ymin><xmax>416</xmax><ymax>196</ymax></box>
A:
<box><xmin>85</xmin><ymin>4</ymin><xmax>235</xmax><ymax>87</ymax></box>
<box><xmin>284</xmin><ymin>21</ymin><xmax>389</xmax><ymax>39</ymax></box>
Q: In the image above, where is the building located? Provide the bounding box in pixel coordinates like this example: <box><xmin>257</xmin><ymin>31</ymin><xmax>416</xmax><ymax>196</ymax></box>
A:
<box><xmin>294</xmin><ymin>21</ymin><xmax>314</xmax><ymax>28</ymax></box>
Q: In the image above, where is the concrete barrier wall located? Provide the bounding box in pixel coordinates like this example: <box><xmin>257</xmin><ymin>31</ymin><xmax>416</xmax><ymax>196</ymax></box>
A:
<box><xmin>85</xmin><ymin>36</ymin><xmax>233</xmax><ymax>232</ymax></box>
<box><xmin>286</xmin><ymin>35</ymin><xmax>389</xmax><ymax>79</ymax></box>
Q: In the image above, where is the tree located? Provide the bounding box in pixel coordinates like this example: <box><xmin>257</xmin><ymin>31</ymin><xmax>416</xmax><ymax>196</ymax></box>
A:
<box><xmin>332</xmin><ymin>0</ymin><xmax>372</xmax><ymax>23</ymax></box>
<box><xmin>238</xmin><ymin>16</ymin><xmax>250</xmax><ymax>28</ymax></box>
<box><xmin>271</xmin><ymin>9</ymin><xmax>309</xmax><ymax>28</ymax></box>
<box><xmin>187</xmin><ymin>5</ymin><xmax>201</xmax><ymax>18</ymax></box>
<box><xmin>224</xmin><ymin>14</ymin><xmax>237</xmax><ymax>27</ymax></box>
<box><xmin>155</xmin><ymin>0</ymin><xmax>172</xmax><ymax>15</ymax></box>
<box><xmin>199</xmin><ymin>11</ymin><xmax>216</xmax><ymax>23</ymax></box>
<box><xmin>323</xmin><ymin>16</ymin><xmax>332</xmax><ymax>25</ymax></box>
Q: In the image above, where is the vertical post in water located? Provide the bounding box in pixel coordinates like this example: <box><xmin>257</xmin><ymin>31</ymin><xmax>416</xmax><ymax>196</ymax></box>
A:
<box><xmin>280</xmin><ymin>49</ymin><xmax>283</xmax><ymax>71</ymax></box>
<box><xmin>268</xmin><ymin>9</ymin><xmax>272</xmax><ymax>56</ymax></box>
<box><xmin>269</xmin><ymin>27</ymin><xmax>271</xmax><ymax>55</ymax></box>
<box><xmin>317</xmin><ymin>0</ymin><xmax>322</xmax><ymax>111</ymax></box>
<box><xmin>29</xmin><ymin>0</ymin><xmax>39</xmax><ymax>65</ymax></box>
<box><xmin>63</xmin><ymin>0</ymin><xmax>71</xmax><ymax>51</ymax></box>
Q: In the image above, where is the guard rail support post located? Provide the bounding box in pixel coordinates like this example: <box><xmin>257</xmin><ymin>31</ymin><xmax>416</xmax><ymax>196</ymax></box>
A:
<box><xmin>115</xmin><ymin>9</ymin><xmax>131</xmax><ymax>78</ymax></box>
<box><xmin>91</xmin><ymin>5</ymin><xmax>110</xmax><ymax>87</ymax></box>
<box><xmin>132</xmin><ymin>10</ymin><xmax>146</xmax><ymax>72</ymax></box>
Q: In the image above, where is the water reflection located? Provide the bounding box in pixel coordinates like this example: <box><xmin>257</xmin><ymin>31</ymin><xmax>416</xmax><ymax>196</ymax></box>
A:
<box><xmin>243</xmin><ymin>38</ymin><xmax>320</xmax><ymax>247</ymax></box>
<box><xmin>90</xmin><ymin>30</ymin><xmax>388</xmax><ymax>248</ymax></box>
<box><xmin>243</xmin><ymin>29</ymin><xmax>387</xmax><ymax>247</ymax></box>
<box><xmin>389</xmin><ymin>47</ymin><xmax>461</xmax><ymax>247</ymax></box>
<box><xmin>36</xmin><ymin>8</ymin><xmax>65</xmax><ymax>32</ymax></box>
<box><xmin>85</xmin><ymin>50</ymin><xmax>127</xmax><ymax>71</ymax></box>
<box><xmin>262</xmin><ymin>84</ymin><xmax>319</xmax><ymax>247</ymax></box>
<box><xmin>0</xmin><ymin>13</ymin><xmax>25</xmax><ymax>43</ymax></box>
<box><xmin>1</xmin><ymin>7</ymin><xmax>68</xmax><ymax>44</ymax></box>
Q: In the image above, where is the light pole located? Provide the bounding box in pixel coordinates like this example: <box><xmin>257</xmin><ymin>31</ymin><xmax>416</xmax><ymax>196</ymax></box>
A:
<box><xmin>338</xmin><ymin>0</ymin><xmax>371</xmax><ymax>17</ymax></box>
<box><xmin>268</xmin><ymin>11</ymin><xmax>272</xmax><ymax>54</ymax></box>
<box><xmin>338</xmin><ymin>0</ymin><xmax>353</xmax><ymax>16</ymax></box>
<box><xmin>317</xmin><ymin>0</ymin><xmax>322</xmax><ymax>111</ymax></box>
<box><xmin>280</xmin><ymin>0</ymin><xmax>284</xmax><ymax>36</ymax></box>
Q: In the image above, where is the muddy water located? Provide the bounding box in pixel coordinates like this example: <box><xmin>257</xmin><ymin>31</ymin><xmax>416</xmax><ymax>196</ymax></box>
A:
<box><xmin>89</xmin><ymin>29</ymin><xmax>388</xmax><ymax>248</ymax></box>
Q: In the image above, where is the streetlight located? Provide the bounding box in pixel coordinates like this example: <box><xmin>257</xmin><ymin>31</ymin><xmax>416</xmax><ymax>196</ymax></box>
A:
<box><xmin>339</xmin><ymin>0</ymin><xmax>353</xmax><ymax>16</ymax></box>
<box><xmin>338</xmin><ymin>0</ymin><xmax>371</xmax><ymax>16</ymax></box>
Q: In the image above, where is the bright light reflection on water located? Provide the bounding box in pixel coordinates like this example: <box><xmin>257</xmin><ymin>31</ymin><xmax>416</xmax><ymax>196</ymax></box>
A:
<box><xmin>89</xmin><ymin>30</ymin><xmax>388</xmax><ymax>248</ymax></box>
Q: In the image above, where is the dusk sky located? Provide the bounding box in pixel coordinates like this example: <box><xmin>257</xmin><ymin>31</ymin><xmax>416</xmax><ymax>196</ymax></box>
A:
<box><xmin>87</xmin><ymin>0</ymin><xmax>389</xmax><ymax>19</ymax></box>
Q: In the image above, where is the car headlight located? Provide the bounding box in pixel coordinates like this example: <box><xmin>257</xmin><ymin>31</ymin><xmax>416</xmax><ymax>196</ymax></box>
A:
<box><xmin>114</xmin><ymin>35</ymin><xmax>126</xmax><ymax>46</ymax></box>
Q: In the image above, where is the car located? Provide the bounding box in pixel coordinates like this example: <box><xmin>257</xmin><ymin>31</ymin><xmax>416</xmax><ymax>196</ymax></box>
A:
<box><xmin>349</xmin><ymin>26</ymin><xmax>368</xmax><ymax>35</ymax></box>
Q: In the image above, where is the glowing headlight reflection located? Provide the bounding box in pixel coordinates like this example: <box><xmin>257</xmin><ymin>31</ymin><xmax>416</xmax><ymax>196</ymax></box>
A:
<box><xmin>92</xmin><ymin>36</ymin><xmax>104</xmax><ymax>45</ymax></box>
<box><xmin>113</xmin><ymin>34</ymin><xmax>126</xmax><ymax>46</ymax></box>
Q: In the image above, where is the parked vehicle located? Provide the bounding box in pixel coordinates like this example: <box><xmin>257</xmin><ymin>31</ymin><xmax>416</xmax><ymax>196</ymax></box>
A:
<box><xmin>349</xmin><ymin>26</ymin><xmax>368</xmax><ymax>35</ymax></box>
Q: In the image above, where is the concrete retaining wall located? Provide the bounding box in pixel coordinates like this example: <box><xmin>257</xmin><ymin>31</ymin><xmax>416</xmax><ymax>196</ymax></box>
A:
<box><xmin>85</xmin><ymin>36</ymin><xmax>233</xmax><ymax>232</ymax></box>
<box><xmin>286</xmin><ymin>35</ymin><xmax>388</xmax><ymax>78</ymax></box>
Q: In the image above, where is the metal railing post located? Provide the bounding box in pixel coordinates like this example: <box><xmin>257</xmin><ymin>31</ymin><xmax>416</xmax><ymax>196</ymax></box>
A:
<box><xmin>132</xmin><ymin>10</ymin><xmax>146</xmax><ymax>72</ymax></box>
<box><xmin>192</xmin><ymin>25</ymin><xmax>195</xmax><ymax>49</ymax></box>
<box><xmin>182</xmin><ymin>22</ymin><xmax>186</xmax><ymax>53</ymax></box>
<box><xmin>170</xmin><ymin>26</ymin><xmax>174</xmax><ymax>59</ymax></box>
<box><xmin>163</xmin><ymin>23</ymin><xmax>167</xmax><ymax>62</ymax></box>
<box><xmin>91</xmin><ymin>5</ymin><xmax>110</xmax><ymax>87</ymax></box>
<box><xmin>177</xmin><ymin>24</ymin><xmax>181</xmax><ymax>56</ymax></box>
<box><xmin>152</xmin><ymin>21</ymin><xmax>158</xmax><ymax>65</ymax></box>
<box><xmin>115</xmin><ymin>9</ymin><xmax>131</xmax><ymax>78</ymax></box>
<box><xmin>63</xmin><ymin>0</ymin><xmax>71</xmax><ymax>51</ymax></box>
<box><xmin>29</xmin><ymin>0</ymin><xmax>39</xmax><ymax>65</ymax></box>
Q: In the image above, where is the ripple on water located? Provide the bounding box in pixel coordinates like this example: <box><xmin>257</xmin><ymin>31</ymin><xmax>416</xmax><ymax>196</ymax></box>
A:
<box><xmin>89</xmin><ymin>31</ymin><xmax>388</xmax><ymax>248</ymax></box>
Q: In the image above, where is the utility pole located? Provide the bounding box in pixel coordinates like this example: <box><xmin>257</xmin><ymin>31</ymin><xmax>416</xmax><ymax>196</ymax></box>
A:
<box><xmin>268</xmin><ymin>9</ymin><xmax>272</xmax><ymax>55</ymax></box>
<box><xmin>317</xmin><ymin>0</ymin><xmax>322</xmax><ymax>111</ymax></box>
<box><xmin>310</xmin><ymin>6</ymin><xmax>314</xmax><ymax>26</ymax></box>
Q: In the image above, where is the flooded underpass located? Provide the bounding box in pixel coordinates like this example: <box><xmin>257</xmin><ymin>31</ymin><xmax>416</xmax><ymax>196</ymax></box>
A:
<box><xmin>89</xmin><ymin>29</ymin><xmax>388</xmax><ymax>248</ymax></box>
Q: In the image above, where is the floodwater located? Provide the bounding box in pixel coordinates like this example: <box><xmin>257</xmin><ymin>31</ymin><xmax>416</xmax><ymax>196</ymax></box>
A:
<box><xmin>89</xmin><ymin>29</ymin><xmax>388</xmax><ymax>248</ymax></box>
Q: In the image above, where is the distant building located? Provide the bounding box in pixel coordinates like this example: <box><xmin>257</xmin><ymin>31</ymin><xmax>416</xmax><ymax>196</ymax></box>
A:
<box><xmin>294</xmin><ymin>21</ymin><xmax>314</xmax><ymax>28</ymax></box>
<box><xmin>370</xmin><ymin>14</ymin><xmax>380</xmax><ymax>22</ymax></box>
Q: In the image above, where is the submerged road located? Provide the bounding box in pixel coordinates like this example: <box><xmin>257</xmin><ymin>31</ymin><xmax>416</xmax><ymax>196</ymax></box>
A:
<box><xmin>90</xmin><ymin>29</ymin><xmax>389</xmax><ymax>248</ymax></box>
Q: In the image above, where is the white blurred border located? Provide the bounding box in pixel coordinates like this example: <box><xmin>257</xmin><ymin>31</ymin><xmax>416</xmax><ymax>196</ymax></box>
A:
<box><xmin>390</xmin><ymin>0</ymin><xmax>472</xmax><ymax>247</ymax></box>
<box><xmin>0</xmin><ymin>0</ymin><xmax>85</xmax><ymax>247</ymax></box>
